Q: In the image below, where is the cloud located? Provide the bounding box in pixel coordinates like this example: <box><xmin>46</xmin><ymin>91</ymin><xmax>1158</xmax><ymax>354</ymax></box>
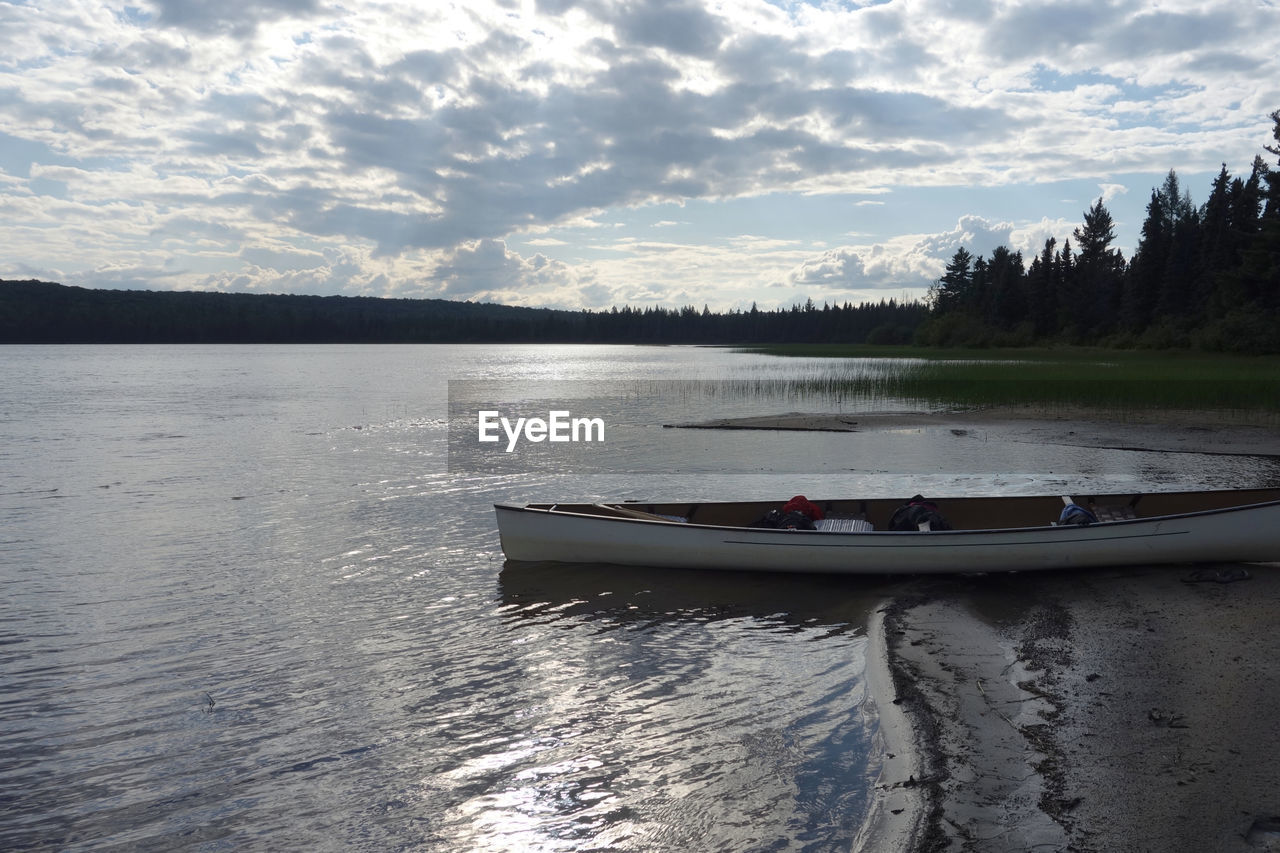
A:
<box><xmin>786</xmin><ymin>213</ymin><xmax>1083</xmax><ymax>297</ymax></box>
<box><xmin>1099</xmin><ymin>183</ymin><xmax>1128</xmax><ymax>203</ymax></box>
<box><xmin>240</xmin><ymin>245</ymin><xmax>326</xmax><ymax>271</ymax></box>
<box><xmin>613</xmin><ymin>0</ymin><xmax>727</xmax><ymax>57</ymax></box>
<box><xmin>981</xmin><ymin>0</ymin><xmax>1115</xmax><ymax>64</ymax></box>
<box><xmin>150</xmin><ymin>215</ymin><xmax>245</xmax><ymax>244</ymax></box>
<box><xmin>789</xmin><ymin>248</ymin><xmax>869</xmax><ymax>288</ymax></box>
<box><xmin>148</xmin><ymin>0</ymin><xmax>324</xmax><ymax>37</ymax></box>
<box><xmin>431</xmin><ymin>238</ymin><xmax>592</xmax><ymax>306</ymax></box>
<box><xmin>61</xmin><ymin>263</ymin><xmax>190</xmax><ymax>292</ymax></box>
<box><xmin>1</xmin><ymin>0</ymin><xmax>1278</xmax><ymax>309</ymax></box>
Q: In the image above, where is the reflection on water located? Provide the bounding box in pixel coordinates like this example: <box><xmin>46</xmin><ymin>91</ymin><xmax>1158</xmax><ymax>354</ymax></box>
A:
<box><xmin>499</xmin><ymin>561</ymin><xmax>895</xmax><ymax>634</ymax></box>
<box><xmin>449</xmin><ymin>562</ymin><xmax>902</xmax><ymax>852</ymax></box>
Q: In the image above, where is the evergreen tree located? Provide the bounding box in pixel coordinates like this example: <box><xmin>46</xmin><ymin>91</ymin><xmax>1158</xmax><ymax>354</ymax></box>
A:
<box><xmin>1026</xmin><ymin>237</ymin><xmax>1058</xmax><ymax>336</ymax></box>
<box><xmin>930</xmin><ymin>247</ymin><xmax>975</xmax><ymax>314</ymax></box>
<box><xmin>1055</xmin><ymin>237</ymin><xmax>1075</xmax><ymax>335</ymax></box>
<box><xmin>970</xmin><ymin>255</ymin><xmax>989</xmax><ymax>316</ymax></box>
<box><xmin>986</xmin><ymin>245</ymin><xmax>1027</xmax><ymax>331</ymax></box>
<box><xmin>1199</xmin><ymin>165</ymin><xmax>1234</xmax><ymax>283</ymax></box>
<box><xmin>1124</xmin><ymin>189</ymin><xmax>1168</xmax><ymax>331</ymax></box>
<box><xmin>1256</xmin><ymin>110</ymin><xmax>1280</xmax><ymax>313</ymax></box>
<box><xmin>1069</xmin><ymin>200</ymin><xmax>1125</xmax><ymax>337</ymax></box>
<box><xmin>1157</xmin><ymin>172</ymin><xmax>1202</xmax><ymax>319</ymax></box>
<box><xmin>1233</xmin><ymin>156</ymin><xmax>1267</xmax><ymax>250</ymax></box>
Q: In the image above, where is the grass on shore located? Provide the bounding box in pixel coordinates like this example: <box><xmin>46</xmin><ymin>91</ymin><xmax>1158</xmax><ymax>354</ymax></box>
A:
<box><xmin>731</xmin><ymin>345</ymin><xmax>1280</xmax><ymax>418</ymax></box>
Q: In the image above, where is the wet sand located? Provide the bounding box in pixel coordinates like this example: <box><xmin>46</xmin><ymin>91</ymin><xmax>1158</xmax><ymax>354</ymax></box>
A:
<box><xmin>673</xmin><ymin>410</ymin><xmax>1280</xmax><ymax>851</ymax></box>
<box><xmin>866</xmin><ymin>565</ymin><xmax>1280</xmax><ymax>853</ymax></box>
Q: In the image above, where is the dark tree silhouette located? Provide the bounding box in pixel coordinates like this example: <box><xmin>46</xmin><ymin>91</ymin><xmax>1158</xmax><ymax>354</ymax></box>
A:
<box><xmin>915</xmin><ymin>109</ymin><xmax>1280</xmax><ymax>352</ymax></box>
<box><xmin>0</xmin><ymin>280</ymin><xmax>928</xmax><ymax>346</ymax></box>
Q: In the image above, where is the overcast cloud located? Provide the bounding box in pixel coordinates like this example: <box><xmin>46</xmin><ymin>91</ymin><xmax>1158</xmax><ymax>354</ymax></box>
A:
<box><xmin>2</xmin><ymin>0</ymin><xmax>1278</xmax><ymax>309</ymax></box>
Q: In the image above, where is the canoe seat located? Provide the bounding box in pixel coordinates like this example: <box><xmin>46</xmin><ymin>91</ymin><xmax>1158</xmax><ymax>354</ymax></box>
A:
<box><xmin>1091</xmin><ymin>503</ymin><xmax>1138</xmax><ymax>522</ymax></box>
<box><xmin>816</xmin><ymin>517</ymin><xmax>873</xmax><ymax>533</ymax></box>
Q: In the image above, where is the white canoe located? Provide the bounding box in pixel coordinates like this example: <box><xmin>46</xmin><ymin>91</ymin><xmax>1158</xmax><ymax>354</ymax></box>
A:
<box><xmin>495</xmin><ymin>488</ymin><xmax>1280</xmax><ymax>574</ymax></box>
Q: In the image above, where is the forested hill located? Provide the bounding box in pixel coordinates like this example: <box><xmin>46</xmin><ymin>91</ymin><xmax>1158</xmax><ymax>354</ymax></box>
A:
<box><xmin>0</xmin><ymin>279</ymin><xmax>925</xmax><ymax>345</ymax></box>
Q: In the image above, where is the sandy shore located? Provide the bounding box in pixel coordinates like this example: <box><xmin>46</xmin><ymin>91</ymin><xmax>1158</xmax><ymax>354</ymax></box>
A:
<box><xmin>863</xmin><ymin>564</ymin><xmax>1280</xmax><ymax>853</ymax></box>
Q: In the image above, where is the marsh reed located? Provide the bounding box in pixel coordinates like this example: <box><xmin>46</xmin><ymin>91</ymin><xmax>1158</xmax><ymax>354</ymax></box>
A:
<box><xmin>730</xmin><ymin>346</ymin><xmax>1280</xmax><ymax>422</ymax></box>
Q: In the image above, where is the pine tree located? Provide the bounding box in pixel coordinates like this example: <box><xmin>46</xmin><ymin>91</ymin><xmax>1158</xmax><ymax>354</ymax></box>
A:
<box><xmin>1199</xmin><ymin>165</ymin><xmax>1233</xmax><ymax>281</ymax></box>
<box><xmin>1156</xmin><ymin>172</ymin><xmax>1202</xmax><ymax>319</ymax></box>
<box><xmin>1191</xmin><ymin>111</ymin><xmax>1279</xmax><ymax>349</ymax></box>
<box><xmin>970</xmin><ymin>255</ymin><xmax>989</xmax><ymax>319</ymax></box>
<box><xmin>1026</xmin><ymin>238</ymin><xmax>1058</xmax><ymax>336</ymax></box>
<box><xmin>1124</xmin><ymin>189</ymin><xmax>1168</xmax><ymax>331</ymax></box>
<box><xmin>987</xmin><ymin>246</ymin><xmax>1027</xmax><ymax>331</ymax></box>
<box><xmin>1055</xmin><ymin>238</ymin><xmax>1075</xmax><ymax>336</ymax></box>
<box><xmin>1252</xmin><ymin>111</ymin><xmax>1280</xmax><ymax>312</ymax></box>
<box><xmin>1070</xmin><ymin>199</ymin><xmax>1125</xmax><ymax>337</ymax></box>
<box><xmin>930</xmin><ymin>247</ymin><xmax>975</xmax><ymax>314</ymax></box>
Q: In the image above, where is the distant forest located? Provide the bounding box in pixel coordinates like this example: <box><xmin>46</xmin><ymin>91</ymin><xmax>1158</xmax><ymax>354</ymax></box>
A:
<box><xmin>3</xmin><ymin>112</ymin><xmax>1278</xmax><ymax>352</ymax></box>
<box><xmin>0</xmin><ymin>279</ymin><xmax>924</xmax><ymax>345</ymax></box>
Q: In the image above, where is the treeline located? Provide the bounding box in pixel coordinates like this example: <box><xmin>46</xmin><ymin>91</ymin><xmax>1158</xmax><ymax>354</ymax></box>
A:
<box><xmin>921</xmin><ymin>111</ymin><xmax>1280</xmax><ymax>353</ymax></box>
<box><xmin>0</xmin><ymin>279</ymin><xmax>926</xmax><ymax>345</ymax></box>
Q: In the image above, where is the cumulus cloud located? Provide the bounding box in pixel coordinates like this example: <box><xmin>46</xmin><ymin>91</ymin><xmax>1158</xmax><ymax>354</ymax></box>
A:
<box><xmin>786</xmin><ymin>213</ymin><xmax>1083</xmax><ymax>299</ymax></box>
<box><xmin>789</xmin><ymin>249</ymin><xmax>870</xmax><ymax>288</ymax></box>
<box><xmin>1099</xmin><ymin>183</ymin><xmax>1128</xmax><ymax>203</ymax></box>
<box><xmin>430</xmin><ymin>239</ymin><xmax>597</xmax><ymax>307</ymax></box>
<box><xmin>1</xmin><ymin>0</ymin><xmax>1278</xmax><ymax>308</ymax></box>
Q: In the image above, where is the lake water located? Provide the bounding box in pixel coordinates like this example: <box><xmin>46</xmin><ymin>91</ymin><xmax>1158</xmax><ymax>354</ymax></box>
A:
<box><xmin>3</xmin><ymin>344</ymin><xmax>1277</xmax><ymax>852</ymax></box>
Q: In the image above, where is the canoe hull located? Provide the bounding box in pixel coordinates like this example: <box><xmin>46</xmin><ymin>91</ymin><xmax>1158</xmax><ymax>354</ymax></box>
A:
<box><xmin>495</xmin><ymin>492</ymin><xmax>1280</xmax><ymax>574</ymax></box>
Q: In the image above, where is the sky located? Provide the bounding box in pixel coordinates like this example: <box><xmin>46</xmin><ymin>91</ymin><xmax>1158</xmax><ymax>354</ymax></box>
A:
<box><xmin>2</xmin><ymin>0</ymin><xmax>1279</xmax><ymax>312</ymax></box>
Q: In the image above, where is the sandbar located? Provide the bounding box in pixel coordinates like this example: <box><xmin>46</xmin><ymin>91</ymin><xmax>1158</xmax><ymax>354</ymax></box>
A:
<box><xmin>666</xmin><ymin>408</ymin><xmax>1280</xmax><ymax>457</ymax></box>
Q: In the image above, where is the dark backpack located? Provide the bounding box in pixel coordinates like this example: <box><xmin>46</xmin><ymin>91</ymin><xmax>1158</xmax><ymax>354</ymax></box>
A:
<box><xmin>889</xmin><ymin>495</ymin><xmax>952</xmax><ymax>531</ymax></box>
<box><xmin>749</xmin><ymin>508</ymin><xmax>816</xmax><ymax>530</ymax></box>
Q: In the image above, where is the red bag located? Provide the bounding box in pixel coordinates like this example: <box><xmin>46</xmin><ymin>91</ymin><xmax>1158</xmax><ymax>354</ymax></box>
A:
<box><xmin>781</xmin><ymin>495</ymin><xmax>824</xmax><ymax>521</ymax></box>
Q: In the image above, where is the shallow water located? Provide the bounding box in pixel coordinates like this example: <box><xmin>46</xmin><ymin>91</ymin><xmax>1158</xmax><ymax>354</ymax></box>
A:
<box><xmin>2</xmin><ymin>344</ymin><xmax>1276</xmax><ymax>851</ymax></box>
